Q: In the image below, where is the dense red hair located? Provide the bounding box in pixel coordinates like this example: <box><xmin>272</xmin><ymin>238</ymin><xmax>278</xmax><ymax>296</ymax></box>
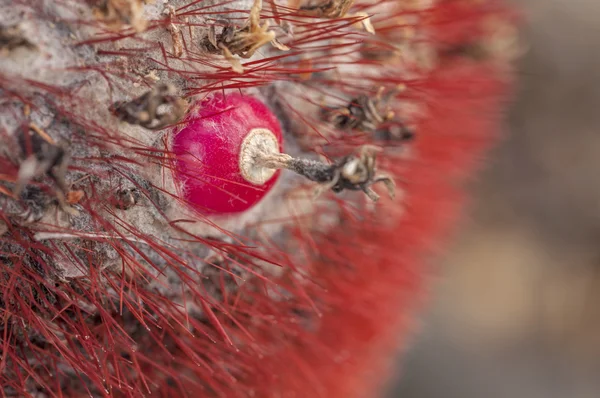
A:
<box><xmin>0</xmin><ymin>0</ymin><xmax>514</xmax><ymax>396</ymax></box>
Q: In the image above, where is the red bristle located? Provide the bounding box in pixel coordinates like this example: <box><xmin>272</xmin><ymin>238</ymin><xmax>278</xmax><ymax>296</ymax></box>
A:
<box><xmin>0</xmin><ymin>0</ymin><xmax>515</xmax><ymax>396</ymax></box>
<box><xmin>257</xmin><ymin>65</ymin><xmax>508</xmax><ymax>398</ymax></box>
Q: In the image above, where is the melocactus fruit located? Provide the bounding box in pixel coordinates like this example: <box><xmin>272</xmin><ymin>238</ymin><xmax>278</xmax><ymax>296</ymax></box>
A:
<box><xmin>171</xmin><ymin>93</ymin><xmax>283</xmax><ymax>215</ymax></box>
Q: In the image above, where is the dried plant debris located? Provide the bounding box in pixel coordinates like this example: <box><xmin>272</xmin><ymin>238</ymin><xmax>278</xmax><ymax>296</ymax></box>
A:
<box><xmin>360</xmin><ymin>43</ymin><xmax>401</xmax><ymax>61</ymax></box>
<box><xmin>290</xmin><ymin>0</ymin><xmax>374</xmax><ymax>33</ymax></box>
<box><xmin>166</xmin><ymin>6</ymin><xmax>184</xmax><ymax>58</ymax></box>
<box><xmin>321</xmin><ymin>88</ymin><xmax>414</xmax><ymax>142</ymax></box>
<box><xmin>295</xmin><ymin>0</ymin><xmax>354</xmax><ymax>18</ymax></box>
<box><xmin>66</xmin><ymin>189</ymin><xmax>84</xmax><ymax>205</ymax></box>
<box><xmin>441</xmin><ymin>42</ymin><xmax>490</xmax><ymax>62</ymax></box>
<box><xmin>259</xmin><ymin>146</ymin><xmax>395</xmax><ymax>201</ymax></box>
<box><xmin>0</xmin><ymin>24</ymin><xmax>36</xmax><ymax>55</ymax></box>
<box><xmin>203</xmin><ymin>0</ymin><xmax>289</xmax><ymax>73</ymax></box>
<box><xmin>112</xmin><ymin>187</ymin><xmax>140</xmax><ymax>210</ymax></box>
<box><xmin>6</xmin><ymin>186</ymin><xmax>52</xmax><ymax>226</ymax></box>
<box><xmin>13</xmin><ymin>123</ymin><xmax>78</xmax><ymax>214</ymax></box>
<box><xmin>373</xmin><ymin>123</ymin><xmax>415</xmax><ymax>142</ymax></box>
<box><xmin>92</xmin><ymin>0</ymin><xmax>148</xmax><ymax>32</ymax></box>
<box><xmin>1</xmin><ymin>116</ymin><xmax>72</xmax><ymax>225</ymax></box>
<box><xmin>322</xmin><ymin>94</ymin><xmax>394</xmax><ymax>133</ymax></box>
<box><xmin>110</xmin><ymin>83</ymin><xmax>188</xmax><ymax>130</ymax></box>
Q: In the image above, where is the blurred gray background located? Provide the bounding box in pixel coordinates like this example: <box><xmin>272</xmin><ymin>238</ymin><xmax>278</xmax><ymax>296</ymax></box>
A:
<box><xmin>388</xmin><ymin>1</ymin><xmax>600</xmax><ymax>397</ymax></box>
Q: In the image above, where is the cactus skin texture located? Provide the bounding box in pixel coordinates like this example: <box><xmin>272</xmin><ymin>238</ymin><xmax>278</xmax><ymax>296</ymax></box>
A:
<box><xmin>0</xmin><ymin>0</ymin><xmax>516</xmax><ymax>396</ymax></box>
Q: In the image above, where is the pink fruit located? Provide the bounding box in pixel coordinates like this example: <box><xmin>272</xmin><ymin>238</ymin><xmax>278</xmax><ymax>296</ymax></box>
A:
<box><xmin>0</xmin><ymin>0</ymin><xmax>517</xmax><ymax>396</ymax></box>
<box><xmin>171</xmin><ymin>93</ymin><xmax>283</xmax><ymax>215</ymax></box>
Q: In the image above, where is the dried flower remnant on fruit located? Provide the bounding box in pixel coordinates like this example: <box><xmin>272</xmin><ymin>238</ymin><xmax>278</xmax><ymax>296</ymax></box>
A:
<box><xmin>0</xmin><ymin>25</ymin><xmax>36</xmax><ymax>55</ymax></box>
<box><xmin>203</xmin><ymin>0</ymin><xmax>289</xmax><ymax>73</ymax></box>
<box><xmin>290</xmin><ymin>0</ymin><xmax>375</xmax><ymax>33</ymax></box>
<box><xmin>257</xmin><ymin>146</ymin><xmax>395</xmax><ymax>201</ymax></box>
<box><xmin>92</xmin><ymin>0</ymin><xmax>147</xmax><ymax>32</ymax></box>
<box><xmin>110</xmin><ymin>83</ymin><xmax>188</xmax><ymax>130</ymax></box>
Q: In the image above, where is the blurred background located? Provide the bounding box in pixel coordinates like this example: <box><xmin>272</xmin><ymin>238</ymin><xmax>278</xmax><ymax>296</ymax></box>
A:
<box><xmin>388</xmin><ymin>1</ymin><xmax>600</xmax><ymax>397</ymax></box>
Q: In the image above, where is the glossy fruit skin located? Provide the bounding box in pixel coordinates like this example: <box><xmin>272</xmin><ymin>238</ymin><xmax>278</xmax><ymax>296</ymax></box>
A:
<box><xmin>172</xmin><ymin>93</ymin><xmax>283</xmax><ymax>215</ymax></box>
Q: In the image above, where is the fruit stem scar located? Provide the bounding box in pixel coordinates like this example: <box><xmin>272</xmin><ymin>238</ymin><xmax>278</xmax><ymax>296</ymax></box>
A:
<box><xmin>238</xmin><ymin>128</ymin><xmax>282</xmax><ymax>185</ymax></box>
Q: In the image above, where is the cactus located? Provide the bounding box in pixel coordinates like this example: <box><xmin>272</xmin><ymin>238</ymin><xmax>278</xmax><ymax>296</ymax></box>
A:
<box><xmin>0</xmin><ymin>0</ymin><xmax>517</xmax><ymax>396</ymax></box>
